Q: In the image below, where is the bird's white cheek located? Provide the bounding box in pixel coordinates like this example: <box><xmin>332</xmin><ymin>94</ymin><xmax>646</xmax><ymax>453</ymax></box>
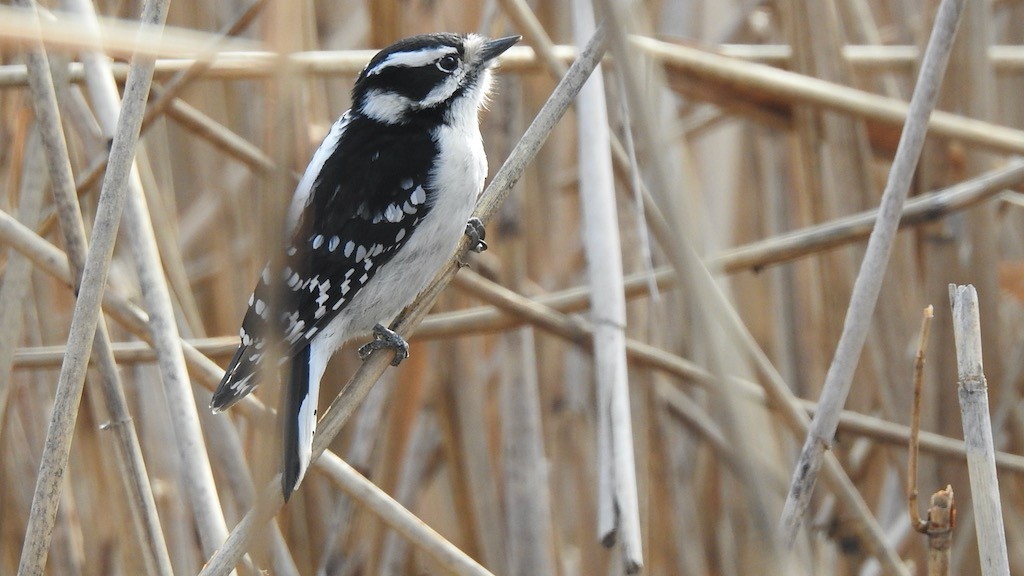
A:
<box><xmin>362</xmin><ymin>90</ymin><xmax>414</xmax><ymax>124</ymax></box>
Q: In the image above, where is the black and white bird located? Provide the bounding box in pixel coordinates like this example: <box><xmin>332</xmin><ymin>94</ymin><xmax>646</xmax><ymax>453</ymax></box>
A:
<box><xmin>210</xmin><ymin>32</ymin><xmax>520</xmax><ymax>500</ymax></box>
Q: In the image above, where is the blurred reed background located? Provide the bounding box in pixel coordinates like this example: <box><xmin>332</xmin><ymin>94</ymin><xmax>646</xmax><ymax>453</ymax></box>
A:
<box><xmin>2</xmin><ymin>0</ymin><xmax>1024</xmax><ymax>574</ymax></box>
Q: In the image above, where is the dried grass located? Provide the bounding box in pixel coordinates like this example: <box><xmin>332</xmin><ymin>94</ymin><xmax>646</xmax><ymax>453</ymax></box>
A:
<box><xmin>2</xmin><ymin>0</ymin><xmax>1024</xmax><ymax>574</ymax></box>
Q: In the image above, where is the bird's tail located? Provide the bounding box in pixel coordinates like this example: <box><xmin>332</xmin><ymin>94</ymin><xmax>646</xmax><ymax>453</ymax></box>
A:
<box><xmin>211</xmin><ymin>345</ymin><xmax>259</xmax><ymax>413</ymax></box>
<box><xmin>282</xmin><ymin>344</ymin><xmax>320</xmax><ymax>501</ymax></box>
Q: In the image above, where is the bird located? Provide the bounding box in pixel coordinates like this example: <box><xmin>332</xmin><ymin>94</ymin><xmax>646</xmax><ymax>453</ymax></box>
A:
<box><xmin>210</xmin><ymin>32</ymin><xmax>520</xmax><ymax>501</ymax></box>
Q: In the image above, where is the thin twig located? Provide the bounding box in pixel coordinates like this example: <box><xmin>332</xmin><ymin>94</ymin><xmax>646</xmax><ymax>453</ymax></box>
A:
<box><xmin>908</xmin><ymin>305</ymin><xmax>935</xmax><ymax>533</ymax></box>
<box><xmin>318</xmin><ymin>450</ymin><xmax>493</xmax><ymax>576</ymax></box>
<box><xmin>779</xmin><ymin>0</ymin><xmax>966</xmax><ymax>543</ymax></box>
<box><xmin>431</xmin><ymin>270</ymin><xmax>1024</xmax><ymax>478</ymax></box>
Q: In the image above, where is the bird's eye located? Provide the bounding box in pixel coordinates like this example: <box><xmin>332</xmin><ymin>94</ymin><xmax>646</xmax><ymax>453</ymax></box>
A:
<box><xmin>436</xmin><ymin>55</ymin><xmax>459</xmax><ymax>73</ymax></box>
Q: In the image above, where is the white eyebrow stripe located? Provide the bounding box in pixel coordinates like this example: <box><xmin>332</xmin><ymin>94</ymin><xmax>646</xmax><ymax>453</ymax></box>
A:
<box><xmin>367</xmin><ymin>46</ymin><xmax>458</xmax><ymax>76</ymax></box>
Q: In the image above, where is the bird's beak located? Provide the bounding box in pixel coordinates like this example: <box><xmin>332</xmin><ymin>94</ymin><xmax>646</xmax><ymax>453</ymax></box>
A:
<box><xmin>479</xmin><ymin>35</ymin><xmax>522</xmax><ymax>63</ymax></box>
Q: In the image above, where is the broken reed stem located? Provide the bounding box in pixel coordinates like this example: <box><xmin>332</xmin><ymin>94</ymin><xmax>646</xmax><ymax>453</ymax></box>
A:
<box><xmin>925</xmin><ymin>486</ymin><xmax>956</xmax><ymax>576</ymax></box>
<box><xmin>196</xmin><ymin>22</ymin><xmax>609</xmax><ymax>576</ymax></box>
<box><xmin>908</xmin><ymin>305</ymin><xmax>934</xmax><ymax>533</ymax></box>
<box><xmin>572</xmin><ymin>0</ymin><xmax>642</xmax><ymax>569</ymax></box>
<box><xmin>16</xmin><ymin>0</ymin><xmax>171</xmax><ymax>574</ymax></box>
<box><xmin>948</xmin><ymin>285</ymin><xmax>1010</xmax><ymax>576</ymax></box>
<box><xmin>779</xmin><ymin>0</ymin><xmax>966</xmax><ymax>543</ymax></box>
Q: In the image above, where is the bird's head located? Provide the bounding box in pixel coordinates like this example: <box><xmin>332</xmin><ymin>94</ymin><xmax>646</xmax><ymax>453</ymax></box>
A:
<box><xmin>352</xmin><ymin>33</ymin><xmax>521</xmax><ymax>126</ymax></box>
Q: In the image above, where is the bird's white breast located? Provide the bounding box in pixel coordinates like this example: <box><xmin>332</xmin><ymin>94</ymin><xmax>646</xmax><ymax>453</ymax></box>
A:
<box><xmin>313</xmin><ymin>110</ymin><xmax>486</xmax><ymax>353</ymax></box>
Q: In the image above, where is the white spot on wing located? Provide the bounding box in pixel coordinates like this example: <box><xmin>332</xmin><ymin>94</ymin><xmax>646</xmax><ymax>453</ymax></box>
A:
<box><xmin>328</xmin><ymin>236</ymin><xmax>340</xmax><ymax>251</ymax></box>
<box><xmin>344</xmin><ymin>241</ymin><xmax>355</xmax><ymax>258</ymax></box>
<box><xmin>312</xmin><ymin>235</ymin><xmax>324</xmax><ymax>249</ymax></box>
<box><xmin>385</xmin><ymin>204</ymin><xmax>403</xmax><ymax>222</ymax></box>
<box><xmin>410</xmin><ymin>186</ymin><xmax>426</xmax><ymax>205</ymax></box>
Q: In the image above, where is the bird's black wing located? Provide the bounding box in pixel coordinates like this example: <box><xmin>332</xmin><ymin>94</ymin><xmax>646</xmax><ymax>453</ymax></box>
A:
<box><xmin>211</xmin><ymin>115</ymin><xmax>437</xmax><ymax>410</ymax></box>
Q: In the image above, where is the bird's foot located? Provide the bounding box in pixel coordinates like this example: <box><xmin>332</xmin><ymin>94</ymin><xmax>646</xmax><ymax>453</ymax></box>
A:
<box><xmin>357</xmin><ymin>323</ymin><xmax>409</xmax><ymax>366</ymax></box>
<box><xmin>465</xmin><ymin>217</ymin><xmax>487</xmax><ymax>253</ymax></box>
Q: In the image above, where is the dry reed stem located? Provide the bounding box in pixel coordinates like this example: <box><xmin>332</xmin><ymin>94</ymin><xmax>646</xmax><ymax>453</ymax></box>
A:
<box><xmin>196</xmin><ymin>23</ymin><xmax>609</xmax><ymax>575</ymax></box>
<box><xmin>13</xmin><ymin>1</ymin><xmax>171</xmax><ymax>573</ymax></box>
<box><xmin>317</xmin><ymin>450</ymin><xmax>493</xmax><ymax>576</ymax></box>
<box><xmin>0</xmin><ymin>4</ymin><xmax>259</xmax><ymax>58</ymax></box>
<box><xmin>378</xmin><ymin>413</ymin><xmax>440</xmax><ymax>575</ymax></box>
<box><xmin>925</xmin><ymin>486</ymin><xmax>956</xmax><ymax>576</ymax></box>
<box><xmin>635</xmin><ymin>37</ymin><xmax>1024</xmax><ymax>157</ymax></box>
<box><xmin>595</xmin><ymin>0</ymin><xmax>902</xmax><ymax>571</ymax></box>
<box><xmin>572</xmin><ymin>0</ymin><xmax>642</xmax><ymax>568</ymax></box>
<box><xmin>15</xmin><ymin>0</ymin><xmax>171</xmax><ymax>573</ymax></box>
<box><xmin>0</xmin><ymin>130</ymin><xmax>45</xmax><ymax>445</ymax></box>
<box><xmin>0</xmin><ymin>46</ymin><xmax>575</xmax><ymax>87</ymax></box>
<box><xmin>6</xmin><ymin>43</ymin><xmax>1024</xmax><ymax>88</ymax></box>
<box><xmin>949</xmin><ymin>285</ymin><xmax>1010</xmax><ymax>575</ymax></box>
<box><xmin>909</xmin><ymin>306</ymin><xmax>935</xmax><ymax>533</ymax></box>
<box><xmin>67</xmin><ymin>0</ymin><xmax>268</xmax><ymax>196</ymax></box>
<box><xmin>450</xmin><ymin>268</ymin><xmax>1024</xmax><ymax>475</ymax></box>
<box><xmin>12</xmin><ymin>153</ymin><xmax>1021</xmax><ymax>374</ymax></box>
<box><xmin>715</xmin><ymin>44</ymin><xmax>1024</xmax><ymax>72</ymax></box>
<box><xmin>0</xmin><ymin>206</ymin><xmax>273</xmax><ymax>420</ymax></box>
<box><xmin>500</xmin><ymin>326</ymin><xmax>556</xmax><ymax>576</ymax></box>
<box><xmin>780</xmin><ymin>0</ymin><xmax>966</xmax><ymax>543</ymax></box>
<box><xmin>65</xmin><ymin>0</ymin><xmax>237</xmax><ymax>561</ymax></box>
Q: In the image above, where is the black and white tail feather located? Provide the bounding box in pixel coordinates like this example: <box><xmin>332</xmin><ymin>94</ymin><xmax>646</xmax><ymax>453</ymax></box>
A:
<box><xmin>211</xmin><ymin>32</ymin><xmax>519</xmax><ymax>501</ymax></box>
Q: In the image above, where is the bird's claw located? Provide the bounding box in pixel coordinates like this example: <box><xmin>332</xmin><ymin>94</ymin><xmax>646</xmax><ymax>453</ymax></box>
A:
<box><xmin>357</xmin><ymin>323</ymin><xmax>409</xmax><ymax>366</ymax></box>
<box><xmin>465</xmin><ymin>217</ymin><xmax>487</xmax><ymax>253</ymax></box>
